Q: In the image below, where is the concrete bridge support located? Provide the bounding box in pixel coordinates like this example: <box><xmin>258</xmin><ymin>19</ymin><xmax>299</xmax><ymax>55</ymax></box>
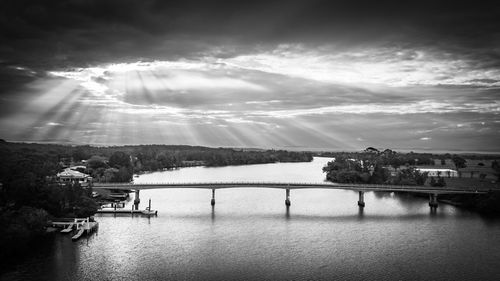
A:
<box><xmin>134</xmin><ymin>190</ymin><xmax>140</xmax><ymax>210</ymax></box>
<box><xmin>429</xmin><ymin>193</ymin><xmax>438</xmax><ymax>208</ymax></box>
<box><xmin>285</xmin><ymin>188</ymin><xmax>291</xmax><ymax>206</ymax></box>
<box><xmin>211</xmin><ymin>189</ymin><xmax>216</xmax><ymax>206</ymax></box>
<box><xmin>357</xmin><ymin>191</ymin><xmax>365</xmax><ymax>207</ymax></box>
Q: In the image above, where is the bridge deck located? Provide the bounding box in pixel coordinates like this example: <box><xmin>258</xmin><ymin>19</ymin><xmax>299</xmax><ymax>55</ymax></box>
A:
<box><xmin>93</xmin><ymin>182</ymin><xmax>490</xmax><ymax>195</ymax></box>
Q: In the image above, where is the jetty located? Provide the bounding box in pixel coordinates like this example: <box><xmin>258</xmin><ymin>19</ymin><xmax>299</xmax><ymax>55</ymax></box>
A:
<box><xmin>96</xmin><ymin>208</ymin><xmax>158</xmax><ymax>215</ymax></box>
<box><xmin>51</xmin><ymin>217</ymin><xmax>98</xmax><ymax>241</ymax></box>
<box><xmin>96</xmin><ymin>199</ymin><xmax>158</xmax><ymax>216</ymax></box>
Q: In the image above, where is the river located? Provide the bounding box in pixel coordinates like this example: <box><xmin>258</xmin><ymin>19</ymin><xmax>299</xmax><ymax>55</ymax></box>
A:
<box><xmin>2</xmin><ymin>157</ymin><xmax>500</xmax><ymax>280</ymax></box>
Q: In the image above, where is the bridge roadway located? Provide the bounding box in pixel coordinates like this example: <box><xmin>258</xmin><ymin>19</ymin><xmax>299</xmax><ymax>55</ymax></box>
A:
<box><xmin>93</xmin><ymin>182</ymin><xmax>487</xmax><ymax>209</ymax></box>
<box><xmin>93</xmin><ymin>181</ymin><xmax>485</xmax><ymax>194</ymax></box>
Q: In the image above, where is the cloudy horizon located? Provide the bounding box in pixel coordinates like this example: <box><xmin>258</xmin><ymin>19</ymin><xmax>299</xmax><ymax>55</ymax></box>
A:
<box><xmin>1</xmin><ymin>0</ymin><xmax>499</xmax><ymax>152</ymax></box>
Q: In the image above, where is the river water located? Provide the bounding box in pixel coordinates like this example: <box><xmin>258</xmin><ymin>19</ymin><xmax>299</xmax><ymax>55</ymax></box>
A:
<box><xmin>2</xmin><ymin>157</ymin><xmax>500</xmax><ymax>280</ymax></box>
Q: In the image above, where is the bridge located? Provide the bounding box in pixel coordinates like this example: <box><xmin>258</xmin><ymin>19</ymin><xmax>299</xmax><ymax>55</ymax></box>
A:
<box><xmin>93</xmin><ymin>181</ymin><xmax>488</xmax><ymax>210</ymax></box>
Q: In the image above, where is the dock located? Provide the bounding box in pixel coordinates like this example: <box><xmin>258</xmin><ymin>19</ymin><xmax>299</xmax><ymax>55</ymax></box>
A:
<box><xmin>51</xmin><ymin>217</ymin><xmax>98</xmax><ymax>241</ymax></box>
<box><xmin>71</xmin><ymin>221</ymin><xmax>98</xmax><ymax>240</ymax></box>
<box><xmin>96</xmin><ymin>208</ymin><xmax>158</xmax><ymax>215</ymax></box>
<box><xmin>97</xmin><ymin>199</ymin><xmax>157</xmax><ymax>215</ymax></box>
<box><xmin>97</xmin><ymin>209</ymin><xmax>144</xmax><ymax>214</ymax></box>
<box><xmin>60</xmin><ymin>223</ymin><xmax>74</xmax><ymax>233</ymax></box>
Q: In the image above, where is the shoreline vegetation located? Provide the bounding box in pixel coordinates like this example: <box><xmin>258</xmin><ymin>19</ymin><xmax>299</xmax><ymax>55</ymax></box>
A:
<box><xmin>321</xmin><ymin>148</ymin><xmax>500</xmax><ymax>214</ymax></box>
<box><xmin>0</xmin><ymin>140</ymin><xmax>312</xmax><ymax>268</ymax></box>
<box><xmin>1</xmin><ymin>141</ymin><xmax>499</xmax><ymax>268</ymax></box>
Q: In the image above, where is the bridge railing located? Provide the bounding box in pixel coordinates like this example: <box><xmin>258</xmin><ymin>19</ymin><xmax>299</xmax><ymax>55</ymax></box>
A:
<box><xmin>94</xmin><ymin>181</ymin><xmax>337</xmax><ymax>186</ymax></box>
<box><xmin>92</xmin><ymin>181</ymin><xmax>484</xmax><ymax>192</ymax></box>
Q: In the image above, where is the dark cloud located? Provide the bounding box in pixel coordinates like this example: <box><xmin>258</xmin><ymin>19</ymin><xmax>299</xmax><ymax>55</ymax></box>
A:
<box><xmin>1</xmin><ymin>0</ymin><xmax>499</xmax><ymax>151</ymax></box>
<box><xmin>1</xmin><ymin>0</ymin><xmax>499</xmax><ymax>69</ymax></box>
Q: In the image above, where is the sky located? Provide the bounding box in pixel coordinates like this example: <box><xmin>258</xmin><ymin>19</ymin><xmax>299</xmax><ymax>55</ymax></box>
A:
<box><xmin>0</xmin><ymin>0</ymin><xmax>499</xmax><ymax>152</ymax></box>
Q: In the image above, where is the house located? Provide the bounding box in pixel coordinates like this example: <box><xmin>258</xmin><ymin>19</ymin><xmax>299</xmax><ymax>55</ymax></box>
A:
<box><xmin>56</xmin><ymin>168</ymin><xmax>93</xmax><ymax>187</ymax></box>
<box><xmin>416</xmin><ymin>168</ymin><xmax>458</xmax><ymax>178</ymax></box>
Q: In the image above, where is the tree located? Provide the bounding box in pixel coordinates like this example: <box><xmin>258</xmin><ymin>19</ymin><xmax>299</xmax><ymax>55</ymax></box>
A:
<box><xmin>390</xmin><ymin>158</ymin><xmax>402</xmax><ymax>171</ymax></box>
<box><xmin>87</xmin><ymin>156</ymin><xmax>107</xmax><ymax>170</ymax></box>
<box><xmin>479</xmin><ymin>173</ymin><xmax>487</xmax><ymax>182</ymax></box>
<box><xmin>323</xmin><ymin>157</ymin><xmax>364</xmax><ymax>183</ymax></box>
<box><xmin>336</xmin><ymin>170</ymin><xmax>363</xmax><ymax>183</ymax></box>
<box><xmin>0</xmin><ymin>207</ymin><xmax>49</xmax><ymax>262</ymax></box>
<box><xmin>429</xmin><ymin>177</ymin><xmax>436</xmax><ymax>186</ymax></box>
<box><xmin>116</xmin><ymin>166</ymin><xmax>132</xmax><ymax>182</ymax></box>
<box><xmin>370</xmin><ymin>164</ymin><xmax>390</xmax><ymax>184</ymax></box>
<box><xmin>365</xmin><ymin>147</ymin><xmax>379</xmax><ymax>153</ymax></box>
<box><xmin>429</xmin><ymin>176</ymin><xmax>446</xmax><ymax>187</ymax></box>
<box><xmin>452</xmin><ymin>155</ymin><xmax>467</xmax><ymax>177</ymax></box>
<box><xmin>109</xmin><ymin>151</ymin><xmax>131</xmax><ymax>169</ymax></box>
<box><xmin>392</xmin><ymin>167</ymin><xmax>428</xmax><ymax>186</ymax></box>
<box><xmin>437</xmin><ymin>177</ymin><xmax>446</xmax><ymax>187</ymax></box>
<box><xmin>492</xmin><ymin>160</ymin><xmax>500</xmax><ymax>181</ymax></box>
<box><xmin>72</xmin><ymin>147</ymin><xmax>90</xmax><ymax>162</ymax></box>
<box><xmin>74</xmin><ymin>196</ymin><xmax>98</xmax><ymax>217</ymax></box>
<box><xmin>103</xmin><ymin>168</ymin><xmax>119</xmax><ymax>182</ymax></box>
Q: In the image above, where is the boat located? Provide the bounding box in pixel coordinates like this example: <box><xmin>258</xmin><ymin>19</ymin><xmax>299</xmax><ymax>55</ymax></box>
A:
<box><xmin>141</xmin><ymin>208</ymin><xmax>158</xmax><ymax>216</ymax></box>
<box><xmin>60</xmin><ymin>223</ymin><xmax>74</xmax><ymax>233</ymax></box>
<box><xmin>71</xmin><ymin>228</ymin><xmax>85</xmax><ymax>240</ymax></box>
<box><xmin>108</xmin><ymin>192</ymin><xmax>128</xmax><ymax>200</ymax></box>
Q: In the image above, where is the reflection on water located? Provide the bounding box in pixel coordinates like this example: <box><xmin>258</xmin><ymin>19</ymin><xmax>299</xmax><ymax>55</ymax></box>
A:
<box><xmin>358</xmin><ymin>206</ymin><xmax>364</xmax><ymax>219</ymax></box>
<box><xmin>3</xmin><ymin>157</ymin><xmax>500</xmax><ymax>281</ymax></box>
<box><xmin>133</xmin><ymin>157</ymin><xmax>333</xmax><ymax>184</ymax></box>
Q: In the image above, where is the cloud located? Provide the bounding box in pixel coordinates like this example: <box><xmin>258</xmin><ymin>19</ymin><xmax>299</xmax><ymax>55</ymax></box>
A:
<box><xmin>46</xmin><ymin>122</ymin><xmax>63</xmax><ymax>126</ymax></box>
<box><xmin>250</xmin><ymin>100</ymin><xmax>500</xmax><ymax>118</ymax></box>
<box><xmin>245</xmin><ymin>100</ymin><xmax>282</xmax><ymax>105</ymax></box>
<box><xmin>1</xmin><ymin>1</ymin><xmax>499</xmax><ymax>71</ymax></box>
<box><xmin>1</xmin><ymin>1</ymin><xmax>500</xmax><ymax>151</ymax></box>
<box><xmin>225</xmin><ymin>45</ymin><xmax>500</xmax><ymax>87</ymax></box>
<box><xmin>49</xmin><ymin>60</ymin><xmax>269</xmax><ymax>108</ymax></box>
<box><xmin>44</xmin><ymin>52</ymin><xmax>500</xmax><ymax>116</ymax></box>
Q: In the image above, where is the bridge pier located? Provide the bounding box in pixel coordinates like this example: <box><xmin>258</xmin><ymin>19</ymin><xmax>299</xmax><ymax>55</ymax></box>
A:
<box><xmin>429</xmin><ymin>193</ymin><xmax>438</xmax><ymax>208</ymax></box>
<box><xmin>285</xmin><ymin>188</ymin><xmax>291</xmax><ymax>206</ymax></box>
<box><xmin>211</xmin><ymin>189</ymin><xmax>216</xmax><ymax>206</ymax></box>
<box><xmin>134</xmin><ymin>190</ymin><xmax>140</xmax><ymax>210</ymax></box>
<box><xmin>357</xmin><ymin>191</ymin><xmax>365</xmax><ymax>207</ymax></box>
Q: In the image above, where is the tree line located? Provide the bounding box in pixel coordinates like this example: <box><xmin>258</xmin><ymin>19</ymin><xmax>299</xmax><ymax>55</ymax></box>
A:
<box><xmin>322</xmin><ymin>153</ymin><xmax>428</xmax><ymax>185</ymax></box>
<box><xmin>81</xmin><ymin>146</ymin><xmax>313</xmax><ymax>182</ymax></box>
<box><xmin>0</xmin><ymin>140</ymin><xmax>98</xmax><ymax>266</ymax></box>
<box><xmin>0</xmin><ymin>141</ymin><xmax>313</xmax><ymax>266</ymax></box>
<box><xmin>321</xmin><ymin>148</ymin><xmax>474</xmax><ymax>186</ymax></box>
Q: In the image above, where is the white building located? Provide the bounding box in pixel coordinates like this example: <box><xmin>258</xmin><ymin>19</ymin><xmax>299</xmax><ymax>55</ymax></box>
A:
<box><xmin>56</xmin><ymin>168</ymin><xmax>93</xmax><ymax>187</ymax></box>
<box><xmin>416</xmin><ymin>168</ymin><xmax>458</xmax><ymax>178</ymax></box>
